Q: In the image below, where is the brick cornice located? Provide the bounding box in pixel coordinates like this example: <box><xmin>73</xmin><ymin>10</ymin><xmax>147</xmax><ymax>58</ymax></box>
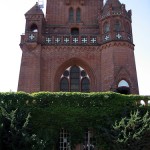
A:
<box><xmin>42</xmin><ymin>45</ymin><xmax>100</xmax><ymax>51</ymax></box>
<box><xmin>100</xmin><ymin>41</ymin><xmax>134</xmax><ymax>50</ymax></box>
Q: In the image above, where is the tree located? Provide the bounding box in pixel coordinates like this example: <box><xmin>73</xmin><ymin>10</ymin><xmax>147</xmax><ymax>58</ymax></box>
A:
<box><xmin>0</xmin><ymin>106</ymin><xmax>47</xmax><ymax>150</ymax></box>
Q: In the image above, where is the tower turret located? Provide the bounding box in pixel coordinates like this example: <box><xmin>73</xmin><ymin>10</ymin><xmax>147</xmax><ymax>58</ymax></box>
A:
<box><xmin>100</xmin><ymin>0</ymin><xmax>133</xmax><ymax>43</ymax></box>
<box><xmin>18</xmin><ymin>3</ymin><xmax>45</xmax><ymax>93</ymax></box>
<box><xmin>99</xmin><ymin>0</ymin><xmax>139</xmax><ymax>94</ymax></box>
<box><xmin>23</xmin><ymin>2</ymin><xmax>45</xmax><ymax>43</ymax></box>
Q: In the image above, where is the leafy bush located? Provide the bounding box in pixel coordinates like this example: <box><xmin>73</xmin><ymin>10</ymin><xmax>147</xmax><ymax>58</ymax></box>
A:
<box><xmin>113</xmin><ymin>110</ymin><xmax>150</xmax><ymax>150</ymax></box>
<box><xmin>0</xmin><ymin>92</ymin><xmax>149</xmax><ymax>149</ymax></box>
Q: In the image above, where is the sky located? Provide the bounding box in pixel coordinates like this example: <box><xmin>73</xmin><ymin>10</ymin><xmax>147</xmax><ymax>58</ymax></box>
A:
<box><xmin>0</xmin><ymin>0</ymin><xmax>149</xmax><ymax>95</ymax></box>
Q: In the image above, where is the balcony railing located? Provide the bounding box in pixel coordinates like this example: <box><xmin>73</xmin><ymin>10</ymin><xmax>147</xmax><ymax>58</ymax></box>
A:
<box><xmin>20</xmin><ymin>32</ymin><xmax>100</xmax><ymax>46</ymax></box>
<box><xmin>20</xmin><ymin>32</ymin><xmax>38</xmax><ymax>44</ymax></box>
<box><xmin>20</xmin><ymin>31</ymin><xmax>133</xmax><ymax>46</ymax></box>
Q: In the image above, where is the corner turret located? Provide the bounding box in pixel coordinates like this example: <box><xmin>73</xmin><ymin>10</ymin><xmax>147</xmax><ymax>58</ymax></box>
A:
<box><xmin>20</xmin><ymin>2</ymin><xmax>45</xmax><ymax>46</ymax></box>
<box><xmin>100</xmin><ymin>0</ymin><xmax>133</xmax><ymax>44</ymax></box>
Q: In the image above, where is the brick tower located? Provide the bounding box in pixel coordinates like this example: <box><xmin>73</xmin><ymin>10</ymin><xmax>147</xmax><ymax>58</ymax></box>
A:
<box><xmin>18</xmin><ymin>0</ymin><xmax>139</xmax><ymax>94</ymax></box>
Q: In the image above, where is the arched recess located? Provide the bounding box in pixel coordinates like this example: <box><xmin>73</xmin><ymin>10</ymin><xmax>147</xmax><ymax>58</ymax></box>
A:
<box><xmin>30</xmin><ymin>23</ymin><xmax>38</xmax><ymax>32</ymax></box>
<box><xmin>114</xmin><ymin>68</ymin><xmax>132</xmax><ymax>94</ymax></box>
<box><xmin>54</xmin><ymin>58</ymin><xmax>96</xmax><ymax>92</ymax></box>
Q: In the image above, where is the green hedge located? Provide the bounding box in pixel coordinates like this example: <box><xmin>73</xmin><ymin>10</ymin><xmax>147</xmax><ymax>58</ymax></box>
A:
<box><xmin>0</xmin><ymin>92</ymin><xmax>150</xmax><ymax>150</ymax></box>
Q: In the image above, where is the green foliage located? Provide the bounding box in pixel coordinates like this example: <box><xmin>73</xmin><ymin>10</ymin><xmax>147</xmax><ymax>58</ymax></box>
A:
<box><xmin>113</xmin><ymin>110</ymin><xmax>150</xmax><ymax>150</ymax></box>
<box><xmin>0</xmin><ymin>106</ymin><xmax>48</xmax><ymax>150</ymax></box>
<box><xmin>0</xmin><ymin>92</ymin><xmax>149</xmax><ymax>150</ymax></box>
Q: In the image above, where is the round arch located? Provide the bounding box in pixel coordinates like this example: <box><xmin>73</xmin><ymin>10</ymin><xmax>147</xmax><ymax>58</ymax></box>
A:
<box><xmin>54</xmin><ymin>58</ymin><xmax>96</xmax><ymax>91</ymax></box>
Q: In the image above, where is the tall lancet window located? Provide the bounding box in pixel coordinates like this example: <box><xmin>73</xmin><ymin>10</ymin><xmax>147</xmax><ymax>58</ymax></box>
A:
<box><xmin>114</xmin><ymin>20</ymin><xmax>121</xmax><ymax>32</ymax></box>
<box><xmin>103</xmin><ymin>22</ymin><xmax>110</xmax><ymax>33</ymax></box>
<box><xmin>69</xmin><ymin>7</ymin><xmax>74</xmax><ymax>22</ymax></box>
<box><xmin>60</xmin><ymin>66</ymin><xmax>90</xmax><ymax>92</ymax></box>
<box><xmin>76</xmin><ymin>8</ymin><xmax>81</xmax><ymax>22</ymax></box>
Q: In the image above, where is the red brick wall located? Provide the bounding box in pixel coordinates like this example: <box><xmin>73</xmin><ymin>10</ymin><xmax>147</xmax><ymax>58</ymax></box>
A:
<box><xmin>40</xmin><ymin>46</ymin><xmax>101</xmax><ymax>92</ymax></box>
<box><xmin>18</xmin><ymin>0</ymin><xmax>139</xmax><ymax>94</ymax></box>
<box><xmin>18</xmin><ymin>41</ymin><xmax>138</xmax><ymax>94</ymax></box>
<box><xmin>18</xmin><ymin>44</ymin><xmax>41</xmax><ymax>93</ymax></box>
<box><xmin>46</xmin><ymin>0</ymin><xmax>100</xmax><ymax>26</ymax></box>
<box><xmin>101</xmin><ymin>41</ymin><xmax>139</xmax><ymax>94</ymax></box>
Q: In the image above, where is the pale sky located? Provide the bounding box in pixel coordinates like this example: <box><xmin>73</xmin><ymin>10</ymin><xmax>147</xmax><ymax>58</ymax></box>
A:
<box><xmin>0</xmin><ymin>0</ymin><xmax>149</xmax><ymax>95</ymax></box>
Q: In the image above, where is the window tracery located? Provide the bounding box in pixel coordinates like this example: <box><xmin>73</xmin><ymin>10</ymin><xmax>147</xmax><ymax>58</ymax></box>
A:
<box><xmin>60</xmin><ymin>66</ymin><xmax>90</xmax><ymax>92</ymax></box>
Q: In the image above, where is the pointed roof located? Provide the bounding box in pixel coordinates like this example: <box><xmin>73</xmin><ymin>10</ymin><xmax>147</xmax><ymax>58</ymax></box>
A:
<box><xmin>105</xmin><ymin>0</ymin><xmax>121</xmax><ymax>7</ymax></box>
<box><xmin>102</xmin><ymin>0</ymin><xmax>122</xmax><ymax>15</ymax></box>
<box><xmin>25</xmin><ymin>2</ymin><xmax>44</xmax><ymax>15</ymax></box>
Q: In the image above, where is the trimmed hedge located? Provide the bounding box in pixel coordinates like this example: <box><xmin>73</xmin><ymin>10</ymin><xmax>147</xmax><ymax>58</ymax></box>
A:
<box><xmin>0</xmin><ymin>92</ymin><xmax>150</xmax><ymax>149</ymax></box>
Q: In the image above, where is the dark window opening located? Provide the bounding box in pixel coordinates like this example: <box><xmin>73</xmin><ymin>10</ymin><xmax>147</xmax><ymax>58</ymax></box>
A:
<box><xmin>76</xmin><ymin>8</ymin><xmax>81</xmax><ymax>23</ymax></box>
<box><xmin>60</xmin><ymin>78</ymin><xmax>69</xmax><ymax>92</ymax></box>
<box><xmin>30</xmin><ymin>24</ymin><xmax>38</xmax><ymax>32</ymax></box>
<box><xmin>71</xmin><ymin>28</ymin><xmax>79</xmax><ymax>35</ymax></box>
<box><xmin>103</xmin><ymin>22</ymin><xmax>110</xmax><ymax>33</ymax></box>
<box><xmin>114</xmin><ymin>20</ymin><xmax>121</xmax><ymax>32</ymax></box>
<box><xmin>69</xmin><ymin>7</ymin><xmax>74</xmax><ymax>22</ymax></box>
<box><xmin>70</xmin><ymin>66</ymin><xmax>80</xmax><ymax>92</ymax></box>
<box><xmin>116</xmin><ymin>87</ymin><xmax>130</xmax><ymax>95</ymax></box>
<box><xmin>81</xmin><ymin>77</ymin><xmax>90</xmax><ymax>92</ymax></box>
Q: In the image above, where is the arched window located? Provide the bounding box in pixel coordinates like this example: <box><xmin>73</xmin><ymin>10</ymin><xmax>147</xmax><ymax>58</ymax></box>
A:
<box><xmin>69</xmin><ymin>7</ymin><xmax>74</xmax><ymax>22</ymax></box>
<box><xmin>114</xmin><ymin>20</ymin><xmax>121</xmax><ymax>32</ymax></box>
<box><xmin>117</xmin><ymin>80</ymin><xmax>130</xmax><ymax>94</ymax></box>
<box><xmin>76</xmin><ymin>8</ymin><xmax>81</xmax><ymax>23</ymax></box>
<box><xmin>30</xmin><ymin>23</ymin><xmax>38</xmax><ymax>32</ymax></box>
<box><xmin>60</xmin><ymin>66</ymin><xmax>90</xmax><ymax>92</ymax></box>
<box><xmin>103</xmin><ymin>22</ymin><xmax>110</xmax><ymax>33</ymax></box>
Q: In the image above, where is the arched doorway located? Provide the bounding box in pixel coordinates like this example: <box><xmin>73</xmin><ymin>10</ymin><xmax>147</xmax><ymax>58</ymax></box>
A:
<box><xmin>116</xmin><ymin>80</ymin><xmax>130</xmax><ymax>94</ymax></box>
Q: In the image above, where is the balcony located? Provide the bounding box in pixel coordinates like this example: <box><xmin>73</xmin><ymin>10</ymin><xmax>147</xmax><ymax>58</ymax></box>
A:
<box><xmin>20</xmin><ymin>32</ymin><xmax>132</xmax><ymax>46</ymax></box>
<box><xmin>20</xmin><ymin>32</ymin><xmax>100</xmax><ymax>46</ymax></box>
<box><xmin>43</xmin><ymin>35</ymin><xmax>100</xmax><ymax>45</ymax></box>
